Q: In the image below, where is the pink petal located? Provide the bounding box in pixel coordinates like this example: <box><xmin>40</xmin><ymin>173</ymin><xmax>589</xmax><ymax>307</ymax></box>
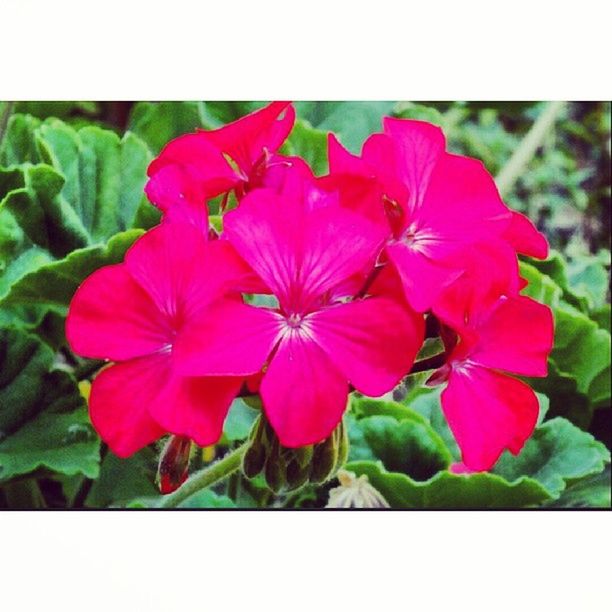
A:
<box><xmin>89</xmin><ymin>356</ymin><xmax>169</xmax><ymax>457</ymax></box>
<box><xmin>441</xmin><ymin>364</ymin><xmax>539</xmax><ymax>471</ymax></box>
<box><xmin>382</xmin><ymin>118</ymin><xmax>446</xmax><ymax>216</ymax></box>
<box><xmin>504</xmin><ymin>211</ymin><xmax>549</xmax><ymax>259</ymax></box>
<box><xmin>298</xmin><ymin>205</ymin><xmax>387</xmax><ymax>308</ymax></box>
<box><xmin>223</xmin><ymin>186</ymin><xmax>386</xmax><ymax>312</ymax></box>
<box><xmin>148</xmin><ymin>133</ymin><xmax>239</xmax><ymax>195</ymax></box>
<box><xmin>471</xmin><ymin>295</ymin><xmax>554</xmax><ymax>377</ymax></box>
<box><xmin>222</xmin><ymin>188</ymin><xmax>299</xmax><ymax>305</ymax></box>
<box><xmin>202</xmin><ymin>102</ymin><xmax>295</xmax><ymax>173</ymax></box>
<box><xmin>149</xmin><ymin>374</ymin><xmax>243</xmax><ymax>447</ymax></box>
<box><xmin>328</xmin><ymin>133</ymin><xmax>370</xmax><ymax>175</ymax></box>
<box><xmin>310</xmin><ymin>297</ymin><xmax>424</xmax><ymax>396</ymax></box>
<box><xmin>66</xmin><ymin>264</ymin><xmax>170</xmax><ymax>361</ymax></box>
<box><xmin>261</xmin><ymin>333</ymin><xmax>348</xmax><ymax>447</ymax></box>
<box><xmin>124</xmin><ymin>223</ymin><xmax>249</xmax><ymax>325</ymax></box>
<box><xmin>144</xmin><ymin>164</ymin><xmax>209</xmax><ymax>233</ymax></box>
<box><xmin>173</xmin><ymin>298</ymin><xmax>282</xmax><ymax>376</ymax></box>
<box><xmin>417</xmin><ymin>153</ymin><xmax>511</xmax><ymax>245</ymax></box>
<box><xmin>386</xmin><ymin>241</ymin><xmax>462</xmax><ymax>312</ymax></box>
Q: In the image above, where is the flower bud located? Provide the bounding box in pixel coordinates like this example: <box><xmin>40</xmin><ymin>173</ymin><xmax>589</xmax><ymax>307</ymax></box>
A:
<box><xmin>241</xmin><ymin>415</ymin><xmax>349</xmax><ymax>493</ymax></box>
<box><xmin>157</xmin><ymin>435</ymin><xmax>192</xmax><ymax>495</ymax></box>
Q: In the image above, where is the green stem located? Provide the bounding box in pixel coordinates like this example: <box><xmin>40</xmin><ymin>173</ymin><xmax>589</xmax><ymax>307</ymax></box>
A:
<box><xmin>495</xmin><ymin>101</ymin><xmax>566</xmax><ymax>197</ymax></box>
<box><xmin>0</xmin><ymin>101</ymin><xmax>15</xmax><ymax>150</ymax></box>
<box><xmin>160</xmin><ymin>445</ymin><xmax>246</xmax><ymax>508</ymax></box>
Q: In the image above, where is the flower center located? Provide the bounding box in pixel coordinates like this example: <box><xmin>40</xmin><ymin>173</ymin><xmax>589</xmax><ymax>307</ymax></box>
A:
<box><xmin>286</xmin><ymin>313</ymin><xmax>303</xmax><ymax>329</ymax></box>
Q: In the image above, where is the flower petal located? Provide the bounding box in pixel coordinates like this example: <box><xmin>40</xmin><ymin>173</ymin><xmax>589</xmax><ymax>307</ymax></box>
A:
<box><xmin>261</xmin><ymin>333</ymin><xmax>348</xmax><ymax>447</ymax></box>
<box><xmin>441</xmin><ymin>365</ymin><xmax>539</xmax><ymax>471</ymax></box>
<box><xmin>124</xmin><ymin>223</ymin><xmax>250</xmax><ymax>325</ymax></box>
<box><xmin>471</xmin><ymin>295</ymin><xmax>554</xmax><ymax>377</ymax></box>
<box><xmin>66</xmin><ymin>264</ymin><xmax>169</xmax><ymax>361</ymax></box>
<box><xmin>310</xmin><ymin>297</ymin><xmax>424</xmax><ymax>396</ymax></box>
<box><xmin>224</xmin><ymin>185</ymin><xmax>386</xmax><ymax>311</ymax></box>
<box><xmin>382</xmin><ymin>117</ymin><xmax>445</xmax><ymax>216</ymax></box>
<box><xmin>417</xmin><ymin>153</ymin><xmax>511</xmax><ymax>244</ymax></box>
<box><xmin>386</xmin><ymin>242</ymin><xmax>461</xmax><ymax>312</ymax></box>
<box><xmin>147</xmin><ymin>132</ymin><xmax>238</xmax><ymax>196</ymax></box>
<box><xmin>149</xmin><ymin>375</ymin><xmax>243</xmax><ymax>447</ymax></box>
<box><xmin>504</xmin><ymin>211</ymin><xmax>549</xmax><ymax>259</ymax></box>
<box><xmin>144</xmin><ymin>164</ymin><xmax>209</xmax><ymax>233</ymax></box>
<box><xmin>174</xmin><ymin>299</ymin><xmax>282</xmax><ymax>376</ymax></box>
<box><xmin>89</xmin><ymin>356</ymin><xmax>169</xmax><ymax>457</ymax></box>
<box><xmin>203</xmin><ymin>102</ymin><xmax>295</xmax><ymax>172</ymax></box>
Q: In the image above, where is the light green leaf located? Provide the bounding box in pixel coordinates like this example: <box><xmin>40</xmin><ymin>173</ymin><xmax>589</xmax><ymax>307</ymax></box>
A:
<box><xmin>493</xmin><ymin>417</ymin><xmax>610</xmax><ymax>497</ymax></box>
<box><xmin>295</xmin><ymin>101</ymin><xmax>395</xmax><ymax>153</ymax></box>
<box><xmin>281</xmin><ymin>119</ymin><xmax>328</xmax><ymax>176</ymax></box>
<box><xmin>128</xmin><ymin>101</ymin><xmax>202</xmax><ymax>154</ymax></box>
<box><xmin>346</xmin><ymin>460</ymin><xmax>551</xmax><ymax>509</ymax></box>
<box><xmin>223</xmin><ymin>398</ymin><xmax>259</xmax><ymax>441</ymax></box>
<box><xmin>0</xmin><ymin>229</ymin><xmax>144</xmax><ymax>309</ymax></box>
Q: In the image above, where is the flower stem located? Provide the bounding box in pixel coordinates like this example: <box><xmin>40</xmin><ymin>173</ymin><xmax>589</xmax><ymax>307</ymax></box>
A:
<box><xmin>159</xmin><ymin>444</ymin><xmax>246</xmax><ymax>508</ymax></box>
<box><xmin>495</xmin><ymin>101</ymin><xmax>566</xmax><ymax>197</ymax></box>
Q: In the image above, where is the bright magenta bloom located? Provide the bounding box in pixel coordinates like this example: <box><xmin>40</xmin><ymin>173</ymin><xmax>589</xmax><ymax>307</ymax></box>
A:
<box><xmin>429</xmin><ymin>271</ymin><xmax>554</xmax><ymax>471</ymax></box>
<box><xmin>145</xmin><ymin>102</ymin><xmax>295</xmax><ymax>228</ymax></box>
<box><xmin>66</xmin><ymin>223</ymin><xmax>253</xmax><ymax>457</ymax></box>
<box><xmin>174</xmin><ymin>178</ymin><xmax>425</xmax><ymax>447</ymax></box>
<box><xmin>327</xmin><ymin>119</ymin><xmax>548</xmax><ymax>312</ymax></box>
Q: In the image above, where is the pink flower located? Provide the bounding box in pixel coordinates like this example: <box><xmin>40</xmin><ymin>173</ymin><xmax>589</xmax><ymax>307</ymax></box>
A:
<box><xmin>145</xmin><ymin>102</ymin><xmax>296</xmax><ymax>228</ymax></box>
<box><xmin>66</xmin><ymin>223</ymin><xmax>254</xmax><ymax>457</ymax></box>
<box><xmin>429</xmin><ymin>271</ymin><xmax>554</xmax><ymax>471</ymax></box>
<box><xmin>174</xmin><ymin>178</ymin><xmax>425</xmax><ymax>447</ymax></box>
<box><xmin>327</xmin><ymin>119</ymin><xmax>549</xmax><ymax>312</ymax></box>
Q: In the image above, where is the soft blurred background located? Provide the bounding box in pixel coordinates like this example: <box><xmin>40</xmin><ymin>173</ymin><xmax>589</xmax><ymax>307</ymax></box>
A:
<box><xmin>0</xmin><ymin>101</ymin><xmax>609</xmax><ymax>508</ymax></box>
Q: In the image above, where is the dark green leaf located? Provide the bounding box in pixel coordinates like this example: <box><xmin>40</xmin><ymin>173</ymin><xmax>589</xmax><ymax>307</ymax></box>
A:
<box><xmin>346</xmin><ymin>460</ymin><xmax>551</xmax><ymax>509</ymax></box>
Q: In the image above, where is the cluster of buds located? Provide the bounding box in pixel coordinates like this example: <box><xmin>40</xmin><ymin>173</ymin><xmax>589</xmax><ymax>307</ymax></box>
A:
<box><xmin>242</xmin><ymin>416</ymin><xmax>349</xmax><ymax>493</ymax></box>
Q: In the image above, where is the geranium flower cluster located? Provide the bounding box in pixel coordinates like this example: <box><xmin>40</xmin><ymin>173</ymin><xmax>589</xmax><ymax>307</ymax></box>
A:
<box><xmin>66</xmin><ymin>102</ymin><xmax>554</xmax><ymax>474</ymax></box>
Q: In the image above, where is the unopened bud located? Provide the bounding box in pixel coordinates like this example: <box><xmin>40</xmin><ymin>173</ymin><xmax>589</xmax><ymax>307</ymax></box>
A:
<box><xmin>157</xmin><ymin>435</ymin><xmax>192</xmax><ymax>495</ymax></box>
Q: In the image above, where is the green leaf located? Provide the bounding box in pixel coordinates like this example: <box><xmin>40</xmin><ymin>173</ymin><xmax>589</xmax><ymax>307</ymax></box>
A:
<box><xmin>128</xmin><ymin>101</ymin><xmax>202</xmax><ymax>154</ymax></box>
<box><xmin>520</xmin><ymin>260</ymin><xmax>611</xmax><ymax>414</ymax></box>
<box><xmin>35</xmin><ymin>120</ymin><xmax>153</xmax><ymax>240</ymax></box>
<box><xmin>346</xmin><ymin>460</ymin><xmax>551</xmax><ymax>509</ymax></box>
<box><xmin>0</xmin><ymin>327</ymin><xmax>55</xmax><ymax>433</ymax></box>
<box><xmin>127</xmin><ymin>488</ymin><xmax>237</xmax><ymax>509</ymax></box>
<box><xmin>551</xmin><ymin>304</ymin><xmax>610</xmax><ymax>399</ymax></box>
<box><xmin>85</xmin><ymin>448</ymin><xmax>158</xmax><ymax>508</ymax></box>
<box><xmin>0</xmin><ymin>229</ymin><xmax>144</xmax><ymax>310</ymax></box>
<box><xmin>223</xmin><ymin>398</ymin><xmax>259</xmax><ymax>442</ymax></box>
<box><xmin>0</xmin><ymin>406</ymin><xmax>100</xmax><ymax>481</ymax></box>
<box><xmin>348</xmin><ymin>396</ymin><xmax>452</xmax><ymax>480</ymax></box>
<box><xmin>545</xmin><ymin>466</ymin><xmax>611</xmax><ymax>508</ymax></box>
<box><xmin>400</xmin><ymin>386</ymin><xmax>461</xmax><ymax>461</ymax></box>
<box><xmin>0</xmin><ymin>114</ymin><xmax>42</xmax><ymax>165</ymax></box>
<box><xmin>281</xmin><ymin>119</ymin><xmax>328</xmax><ymax>175</ymax></box>
<box><xmin>492</xmin><ymin>417</ymin><xmax>610</xmax><ymax>497</ymax></box>
<box><xmin>174</xmin><ymin>489</ymin><xmax>237</xmax><ymax>508</ymax></box>
<box><xmin>295</xmin><ymin>101</ymin><xmax>395</xmax><ymax>153</ymax></box>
